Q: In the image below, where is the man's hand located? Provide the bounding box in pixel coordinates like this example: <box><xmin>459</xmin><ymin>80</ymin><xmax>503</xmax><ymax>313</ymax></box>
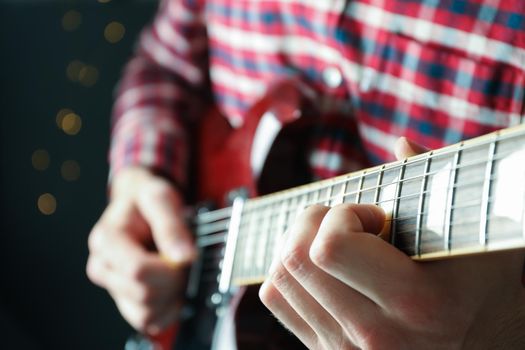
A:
<box><xmin>86</xmin><ymin>167</ymin><xmax>196</xmax><ymax>335</ymax></box>
<box><xmin>259</xmin><ymin>138</ymin><xmax>525</xmax><ymax>349</ymax></box>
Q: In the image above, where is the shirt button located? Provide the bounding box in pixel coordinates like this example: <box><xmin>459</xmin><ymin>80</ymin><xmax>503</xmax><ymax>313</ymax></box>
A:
<box><xmin>323</xmin><ymin>66</ymin><xmax>343</xmax><ymax>88</ymax></box>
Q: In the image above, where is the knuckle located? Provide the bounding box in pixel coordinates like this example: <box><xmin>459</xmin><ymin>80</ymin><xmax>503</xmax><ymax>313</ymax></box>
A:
<box><xmin>309</xmin><ymin>231</ymin><xmax>342</xmax><ymax>269</ymax></box>
<box><xmin>281</xmin><ymin>244</ymin><xmax>308</xmax><ymax>273</ymax></box>
<box><xmin>87</xmin><ymin>225</ymin><xmax>104</xmax><ymax>252</ymax></box>
<box><xmin>85</xmin><ymin>257</ymin><xmax>100</xmax><ymax>283</ymax></box>
<box><xmin>269</xmin><ymin>264</ymin><xmax>289</xmax><ymax>288</ymax></box>
<box><xmin>127</xmin><ymin>262</ymin><xmax>149</xmax><ymax>283</ymax></box>
<box><xmin>331</xmin><ymin>203</ymin><xmax>359</xmax><ymax>218</ymax></box>
<box><xmin>145</xmin><ymin>178</ymin><xmax>175</xmax><ymax>200</ymax></box>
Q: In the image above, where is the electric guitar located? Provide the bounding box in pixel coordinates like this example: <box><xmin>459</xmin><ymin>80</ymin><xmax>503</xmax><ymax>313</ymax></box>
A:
<box><xmin>134</xmin><ymin>82</ymin><xmax>525</xmax><ymax>350</ymax></box>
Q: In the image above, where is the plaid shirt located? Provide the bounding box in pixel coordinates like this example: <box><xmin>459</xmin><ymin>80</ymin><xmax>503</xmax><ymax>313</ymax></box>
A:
<box><xmin>110</xmin><ymin>0</ymin><xmax>525</xmax><ymax>188</ymax></box>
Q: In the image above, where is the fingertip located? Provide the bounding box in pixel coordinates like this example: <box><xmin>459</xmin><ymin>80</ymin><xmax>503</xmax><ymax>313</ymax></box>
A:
<box><xmin>394</xmin><ymin>137</ymin><xmax>410</xmax><ymax>160</ymax></box>
<box><xmin>353</xmin><ymin>204</ymin><xmax>386</xmax><ymax>234</ymax></box>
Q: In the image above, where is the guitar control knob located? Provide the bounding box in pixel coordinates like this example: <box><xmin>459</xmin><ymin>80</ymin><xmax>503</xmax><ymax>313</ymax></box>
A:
<box><xmin>210</xmin><ymin>292</ymin><xmax>223</xmax><ymax>305</ymax></box>
<box><xmin>125</xmin><ymin>334</ymin><xmax>159</xmax><ymax>350</ymax></box>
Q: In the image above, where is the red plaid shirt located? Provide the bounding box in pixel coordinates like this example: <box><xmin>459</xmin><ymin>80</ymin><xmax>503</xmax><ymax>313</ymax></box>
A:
<box><xmin>110</xmin><ymin>0</ymin><xmax>525</xmax><ymax>188</ymax></box>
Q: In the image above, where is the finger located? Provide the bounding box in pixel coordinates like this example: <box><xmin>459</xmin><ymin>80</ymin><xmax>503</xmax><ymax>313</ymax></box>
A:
<box><xmin>90</xmin><ymin>223</ymin><xmax>186</xmax><ymax>289</ymax></box>
<box><xmin>394</xmin><ymin>137</ymin><xmax>429</xmax><ymax>160</ymax></box>
<box><xmin>310</xmin><ymin>204</ymin><xmax>420</xmax><ymax>309</ymax></box>
<box><xmin>266</xmin><ymin>255</ymin><xmax>349</xmax><ymax>349</ymax></box>
<box><xmin>259</xmin><ymin>279</ymin><xmax>321</xmax><ymax>349</ymax></box>
<box><xmin>112</xmin><ymin>294</ymin><xmax>174</xmax><ymax>334</ymax></box>
<box><xmin>136</xmin><ymin>178</ymin><xmax>196</xmax><ymax>264</ymax></box>
<box><xmin>281</xmin><ymin>205</ymin><xmax>383</xmax><ymax>343</ymax></box>
<box><xmin>87</xmin><ymin>254</ymin><xmax>183</xmax><ymax>304</ymax></box>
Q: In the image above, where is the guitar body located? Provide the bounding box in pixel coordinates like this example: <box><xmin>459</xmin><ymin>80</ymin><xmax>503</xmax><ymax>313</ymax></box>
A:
<box><xmin>174</xmin><ymin>82</ymin><xmax>312</xmax><ymax>350</ymax></box>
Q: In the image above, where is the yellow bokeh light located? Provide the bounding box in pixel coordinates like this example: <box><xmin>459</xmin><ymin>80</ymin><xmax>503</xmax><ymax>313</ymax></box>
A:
<box><xmin>56</xmin><ymin>108</ymin><xmax>73</xmax><ymax>128</ymax></box>
<box><xmin>38</xmin><ymin>193</ymin><xmax>57</xmax><ymax>215</ymax></box>
<box><xmin>104</xmin><ymin>21</ymin><xmax>125</xmax><ymax>44</ymax></box>
<box><xmin>32</xmin><ymin>149</ymin><xmax>50</xmax><ymax>171</ymax></box>
<box><xmin>61</xmin><ymin>113</ymin><xmax>82</xmax><ymax>135</ymax></box>
<box><xmin>61</xmin><ymin>160</ymin><xmax>81</xmax><ymax>181</ymax></box>
<box><xmin>62</xmin><ymin>10</ymin><xmax>82</xmax><ymax>32</ymax></box>
<box><xmin>78</xmin><ymin>65</ymin><xmax>99</xmax><ymax>87</ymax></box>
<box><xmin>66</xmin><ymin>60</ymin><xmax>85</xmax><ymax>82</ymax></box>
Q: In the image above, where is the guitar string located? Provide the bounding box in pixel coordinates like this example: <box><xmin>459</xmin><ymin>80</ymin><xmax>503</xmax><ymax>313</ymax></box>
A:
<box><xmin>197</xmin><ymin>208</ymin><xmax>522</xmax><ymax>273</ymax></box>
<box><xmin>240</xmin><ymin>148</ymin><xmax>517</xmax><ymax>213</ymax></box>
<box><xmin>194</xmin><ymin>191</ymin><xmax>513</xmax><ymax>249</ymax></box>
<box><xmin>232</xmin><ymin>145</ymin><xmax>516</xmax><ymax>209</ymax></box>
<box><xmin>194</xmin><ymin>145</ymin><xmax>521</xmax><ymax>227</ymax></box>
<box><xmin>192</xmin><ymin>142</ymin><xmax>521</xmax><ymax>224</ymax></box>
<box><xmin>194</xmin><ymin>172</ymin><xmax>497</xmax><ymax>237</ymax></box>
<box><xmin>192</xmin><ymin>130</ymin><xmax>525</xmax><ymax>283</ymax></box>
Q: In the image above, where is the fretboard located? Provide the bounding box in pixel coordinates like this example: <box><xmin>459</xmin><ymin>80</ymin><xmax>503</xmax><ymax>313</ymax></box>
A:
<box><xmin>195</xmin><ymin>124</ymin><xmax>525</xmax><ymax>288</ymax></box>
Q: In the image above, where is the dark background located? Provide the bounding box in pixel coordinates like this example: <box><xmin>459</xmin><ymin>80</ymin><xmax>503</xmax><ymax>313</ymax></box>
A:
<box><xmin>0</xmin><ymin>0</ymin><xmax>158</xmax><ymax>348</ymax></box>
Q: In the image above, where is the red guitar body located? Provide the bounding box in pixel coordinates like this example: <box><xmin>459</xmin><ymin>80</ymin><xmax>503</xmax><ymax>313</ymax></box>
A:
<box><xmin>163</xmin><ymin>82</ymin><xmax>313</xmax><ymax>350</ymax></box>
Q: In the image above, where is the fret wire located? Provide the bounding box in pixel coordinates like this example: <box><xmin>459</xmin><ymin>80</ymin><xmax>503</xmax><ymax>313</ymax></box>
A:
<box><xmin>235</xmin><ymin>175</ymin><xmax>491</xmax><ymax>227</ymax></box>
<box><xmin>374</xmin><ymin>166</ymin><xmax>385</xmax><ymax>204</ymax></box>
<box><xmin>394</xmin><ymin>211</ymin><xmax>508</xmax><ymax>236</ymax></box>
<box><xmin>444</xmin><ymin>145</ymin><xmax>462</xmax><ymax>252</ymax></box>
<box><xmin>238</xmin><ymin>148</ymin><xmax>517</xmax><ymax>220</ymax></box>
<box><xmin>355</xmin><ymin>171</ymin><xmax>366</xmax><ymax>203</ymax></box>
<box><xmin>479</xmin><ymin>137</ymin><xmax>497</xmax><ymax>246</ymax></box>
<box><xmin>239</xmin><ymin>144</ymin><xmax>521</xmax><ymax>214</ymax></box>
<box><xmin>207</xmin><ymin>194</ymin><xmax>516</xmax><ymax>258</ymax></box>
<box><xmin>338</xmin><ymin>176</ymin><xmax>349</xmax><ymax>205</ymax></box>
<box><xmin>392</xmin><ymin>196</ymin><xmax>488</xmax><ymax>224</ymax></box>
<box><xmin>391</xmin><ymin>159</ymin><xmax>407</xmax><ymax>245</ymax></box>
<box><xmin>324</xmin><ymin>183</ymin><xmax>334</xmax><ymax>206</ymax></box>
<box><xmin>415</xmin><ymin>152</ymin><xmax>432</xmax><ymax>257</ymax></box>
<box><xmin>197</xmin><ymin>172</ymin><xmax>501</xmax><ymax>246</ymax></box>
<box><xmin>257</xmin><ymin>203</ymin><xmax>273</xmax><ymax>277</ymax></box>
<box><xmin>263</xmin><ymin>201</ymin><xmax>278</xmax><ymax>275</ymax></box>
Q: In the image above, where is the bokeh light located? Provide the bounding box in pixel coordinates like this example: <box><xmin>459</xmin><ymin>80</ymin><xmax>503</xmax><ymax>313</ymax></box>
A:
<box><xmin>61</xmin><ymin>160</ymin><xmax>81</xmax><ymax>181</ymax></box>
<box><xmin>38</xmin><ymin>193</ymin><xmax>57</xmax><ymax>215</ymax></box>
<box><xmin>56</xmin><ymin>108</ymin><xmax>73</xmax><ymax>128</ymax></box>
<box><xmin>104</xmin><ymin>21</ymin><xmax>125</xmax><ymax>44</ymax></box>
<box><xmin>66</xmin><ymin>60</ymin><xmax>85</xmax><ymax>82</ymax></box>
<box><xmin>61</xmin><ymin>112</ymin><xmax>82</xmax><ymax>135</ymax></box>
<box><xmin>32</xmin><ymin>149</ymin><xmax>50</xmax><ymax>171</ymax></box>
<box><xmin>78</xmin><ymin>65</ymin><xmax>99</xmax><ymax>87</ymax></box>
<box><xmin>62</xmin><ymin>10</ymin><xmax>82</xmax><ymax>32</ymax></box>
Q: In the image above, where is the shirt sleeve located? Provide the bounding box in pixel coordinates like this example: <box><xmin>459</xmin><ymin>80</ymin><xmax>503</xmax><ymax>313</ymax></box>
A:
<box><xmin>109</xmin><ymin>0</ymin><xmax>209</xmax><ymax>189</ymax></box>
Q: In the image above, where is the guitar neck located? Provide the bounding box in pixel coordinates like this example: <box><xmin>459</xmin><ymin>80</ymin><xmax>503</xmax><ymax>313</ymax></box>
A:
<box><xmin>195</xmin><ymin>124</ymin><xmax>525</xmax><ymax>287</ymax></box>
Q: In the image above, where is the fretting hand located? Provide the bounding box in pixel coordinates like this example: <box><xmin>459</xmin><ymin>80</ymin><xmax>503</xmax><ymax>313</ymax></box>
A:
<box><xmin>259</xmin><ymin>138</ymin><xmax>525</xmax><ymax>349</ymax></box>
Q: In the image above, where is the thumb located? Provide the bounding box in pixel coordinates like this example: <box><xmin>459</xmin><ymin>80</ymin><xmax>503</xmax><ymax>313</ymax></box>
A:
<box><xmin>136</xmin><ymin>178</ymin><xmax>196</xmax><ymax>264</ymax></box>
<box><xmin>394</xmin><ymin>137</ymin><xmax>429</xmax><ymax>160</ymax></box>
